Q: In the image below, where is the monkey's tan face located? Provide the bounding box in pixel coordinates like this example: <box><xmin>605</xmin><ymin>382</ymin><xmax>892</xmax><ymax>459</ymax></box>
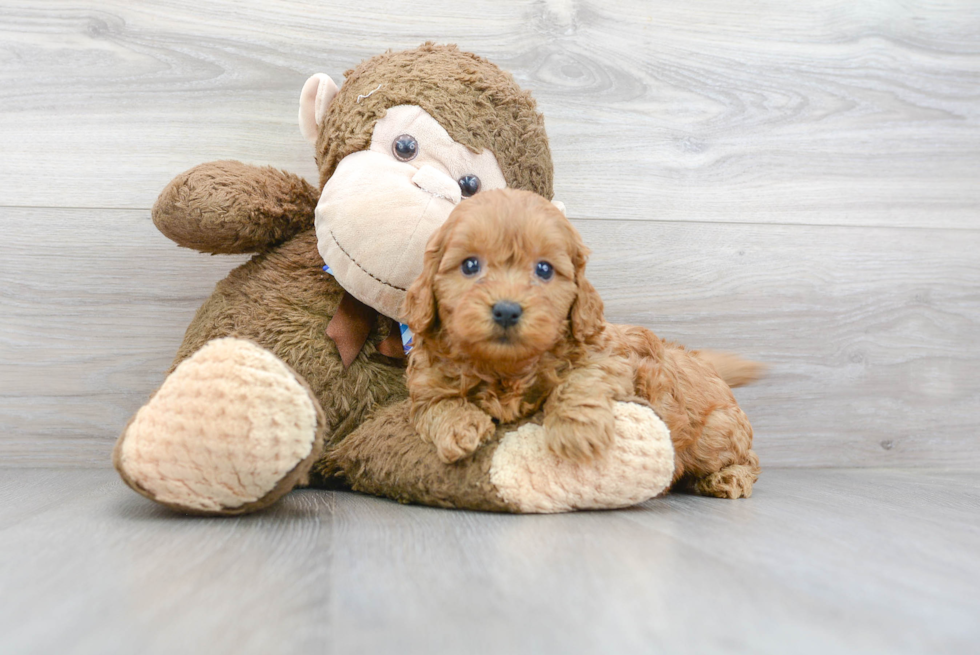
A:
<box><xmin>431</xmin><ymin>198</ymin><xmax>580</xmax><ymax>364</ymax></box>
<box><xmin>314</xmin><ymin>105</ymin><xmax>508</xmax><ymax>320</ymax></box>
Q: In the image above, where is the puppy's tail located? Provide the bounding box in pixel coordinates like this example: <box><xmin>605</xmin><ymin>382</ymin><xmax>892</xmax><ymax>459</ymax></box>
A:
<box><xmin>694</xmin><ymin>350</ymin><xmax>767</xmax><ymax>388</ymax></box>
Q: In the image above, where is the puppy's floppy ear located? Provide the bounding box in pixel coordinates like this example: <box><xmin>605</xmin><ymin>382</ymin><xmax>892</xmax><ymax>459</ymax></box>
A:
<box><xmin>402</xmin><ymin>216</ymin><xmax>455</xmax><ymax>336</ymax></box>
<box><xmin>567</xmin><ymin>224</ymin><xmax>605</xmax><ymax>343</ymax></box>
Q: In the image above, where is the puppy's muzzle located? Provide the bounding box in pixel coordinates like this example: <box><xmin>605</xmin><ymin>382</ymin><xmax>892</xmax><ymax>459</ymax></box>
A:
<box><xmin>491</xmin><ymin>301</ymin><xmax>523</xmax><ymax>328</ymax></box>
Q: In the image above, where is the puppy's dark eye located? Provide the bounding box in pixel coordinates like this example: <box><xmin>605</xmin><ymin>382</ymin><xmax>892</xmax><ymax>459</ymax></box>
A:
<box><xmin>392</xmin><ymin>134</ymin><xmax>418</xmax><ymax>161</ymax></box>
<box><xmin>461</xmin><ymin>257</ymin><xmax>481</xmax><ymax>277</ymax></box>
<box><xmin>458</xmin><ymin>175</ymin><xmax>481</xmax><ymax>197</ymax></box>
<box><xmin>535</xmin><ymin>261</ymin><xmax>554</xmax><ymax>281</ymax></box>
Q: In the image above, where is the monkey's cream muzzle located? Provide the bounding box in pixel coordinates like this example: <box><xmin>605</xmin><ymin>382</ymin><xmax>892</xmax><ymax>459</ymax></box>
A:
<box><xmin>315</xmin><ymin>152</ymin><xmax>461</xmax><ymax>320</ymax></box>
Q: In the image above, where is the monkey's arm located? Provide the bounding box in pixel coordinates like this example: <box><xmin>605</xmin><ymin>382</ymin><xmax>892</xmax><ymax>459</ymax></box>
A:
<box><xmin>152</xmin><ymin>160</ymin><xmax>320</xmax><ymax>254</ymax></box>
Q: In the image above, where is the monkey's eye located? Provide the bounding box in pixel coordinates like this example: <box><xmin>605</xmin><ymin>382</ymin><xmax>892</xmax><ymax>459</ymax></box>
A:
<box><xmin>458</xmin><ymin>175</ymin><xmax>481</xmax><ymax>197</ymax></box>
<box><xmin>535</xmin><ymin>261</ymin><xmax>554</xmax><ymax>281</ymax></box>
<box><xmin>392</xmin><ymin>135</ymin><xmax>418</xmax><ymax>161</ymax></box>
<box><xmin>461</xmin><ymin>257</ymin><xmax>481</xmax><ymax>277</ymax></box>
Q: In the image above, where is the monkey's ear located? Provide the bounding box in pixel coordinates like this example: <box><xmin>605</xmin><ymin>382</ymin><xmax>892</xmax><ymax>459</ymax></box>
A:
<box><xmin>299</xmin><ymin>74</ymin><xmax>340</xmax><ymax>144</ymax></box>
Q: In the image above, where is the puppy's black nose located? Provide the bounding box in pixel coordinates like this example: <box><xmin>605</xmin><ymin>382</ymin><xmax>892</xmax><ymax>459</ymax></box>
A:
<box><xmin>491</xmin><ymin>301</ymin><xmax>523</xmax><ymax>328</ymax></box>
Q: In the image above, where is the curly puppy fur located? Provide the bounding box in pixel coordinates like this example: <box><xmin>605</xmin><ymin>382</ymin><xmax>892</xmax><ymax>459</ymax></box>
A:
<box><xmin>404</xmin><ymin>189</ymin><xmax>760</xmax><ymax>498</ymax></box>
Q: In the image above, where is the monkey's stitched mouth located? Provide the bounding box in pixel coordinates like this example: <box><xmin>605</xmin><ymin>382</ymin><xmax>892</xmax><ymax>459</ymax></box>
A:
<box><xmin>327</xmin><ymin>227</ymin><xmax>407</xmax><ymax>292</ymax></box>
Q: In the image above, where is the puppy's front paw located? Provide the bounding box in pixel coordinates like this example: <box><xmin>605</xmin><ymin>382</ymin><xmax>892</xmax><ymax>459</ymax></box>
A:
<box><xmin>431</xmin><ymin>408</ymin><xmax>496</xmax><ymax>464</ymax></box>
<box><xmin>544</xmin><ymin>405</ymin><xmax>616</xmax><ymax>463</ymax></box>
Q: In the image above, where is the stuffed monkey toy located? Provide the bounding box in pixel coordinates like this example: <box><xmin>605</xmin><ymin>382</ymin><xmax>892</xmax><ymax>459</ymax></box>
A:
<box><xmin>113</xmin><ymin>44</ymin><xmax>676</xmax><ymax>515</ymax></box>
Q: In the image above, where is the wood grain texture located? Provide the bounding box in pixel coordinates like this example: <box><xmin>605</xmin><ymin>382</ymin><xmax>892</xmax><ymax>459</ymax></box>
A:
<box><xmin>2</xmin><ymin>208</ymin><xmax>977</xmax><ymax>467</ymax></box>
<box><xmin>1</xmin><ymin>0</ymin><xmax>978</xmax><ymax>226</ymax></box>
<box><xmin>0</xmin><ymin>467</ymin><xmax>977</xmax><ymax>654</ymax></box>
<box><xmin>0</xmin><ymin>207</ymin><xmax>248</xmax><ymax>465</ymax></box>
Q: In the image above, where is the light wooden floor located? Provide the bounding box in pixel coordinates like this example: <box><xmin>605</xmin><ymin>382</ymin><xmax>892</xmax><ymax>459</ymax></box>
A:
<box><xmin>1</xmin><ymin>468</ymin><xmax>977</xmax><ymax>654</ymax></box>
<box><xmin>2</xmin><ymin>1</ymin><xmax>979</xmax><ymax>653</ymax></box>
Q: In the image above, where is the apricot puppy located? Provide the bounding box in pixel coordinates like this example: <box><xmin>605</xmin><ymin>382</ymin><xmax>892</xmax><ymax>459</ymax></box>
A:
<box><xmin>404</xmin><ymin>189</ymin><xmax>760</xmax><ymax>498</ymax></box>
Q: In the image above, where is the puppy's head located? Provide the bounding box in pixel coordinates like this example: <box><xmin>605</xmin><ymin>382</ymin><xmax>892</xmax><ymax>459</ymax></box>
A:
<box><xmin>403</xmin><ymin>189</ymin><xmax>603</xmax><ymax>363</ymax></box>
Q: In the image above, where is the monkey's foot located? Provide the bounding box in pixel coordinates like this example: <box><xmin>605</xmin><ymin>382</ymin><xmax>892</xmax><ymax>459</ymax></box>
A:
<box><xmin>114</xmin><ymin>338</ymin><xmax>326</xmax><ymax>515</ymax></box>
<box><xmin>489</xmin><ymin>402</ymin><xmax>675</xmax><ymax>512</ymax></box>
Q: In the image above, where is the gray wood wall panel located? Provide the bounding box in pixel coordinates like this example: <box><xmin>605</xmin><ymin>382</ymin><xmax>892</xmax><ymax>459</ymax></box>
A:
<box><xmin>1</xmin><ymin>1</ymin><xmax>978</xmax><ymax>468</ymax></box>
<box><xmin>1</xmin><ymin>1</ymin><xmax>978</xmax><ymax>227</ymax></box>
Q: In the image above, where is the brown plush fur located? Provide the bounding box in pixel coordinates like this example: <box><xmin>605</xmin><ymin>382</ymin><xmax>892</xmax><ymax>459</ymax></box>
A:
<box><xmin>405</xmin><ymin>189</ymin><xmax>760</xmax><ymax>497</ymax></box>
<box><xmin>317</xmin><ymin>43</ymin><xmax>553</xmax><ymax>199</ymax></box>
<box><xmin>320</xmin><ymin>399</ymin><xmax>521</xmax><ymax>512</ymax></box>
<box><xmin>151</xmin><ymin>45</ymin><xmax>557</xmax><ymax>487</ymax></box>
<box><xmin>153</xmin><ymin>160</ymin><xmax>320</xmax><ymax>255</ymax></box>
